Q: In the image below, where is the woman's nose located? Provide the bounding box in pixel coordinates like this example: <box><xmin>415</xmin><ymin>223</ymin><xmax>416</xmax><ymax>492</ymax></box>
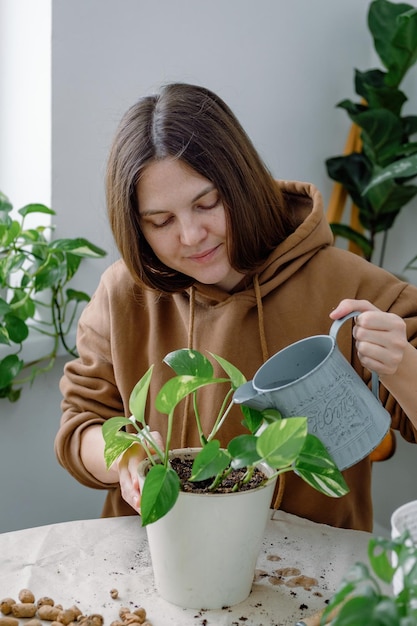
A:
<box><xmin>178</xmin><ymin>218</ymin><xmax>206</xmax><ymax>245</ymax></box>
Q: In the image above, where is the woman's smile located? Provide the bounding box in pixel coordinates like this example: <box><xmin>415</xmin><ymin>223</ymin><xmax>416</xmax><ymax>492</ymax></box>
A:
<box><xmin>137</xmin><ymin>159</ymin><xmax>244</xmax><ymax>291</ymax></box>
<box><xmin>187</xmin><ymin>245</ymin><xmax>222</xmax><ymax>262</ymax></box>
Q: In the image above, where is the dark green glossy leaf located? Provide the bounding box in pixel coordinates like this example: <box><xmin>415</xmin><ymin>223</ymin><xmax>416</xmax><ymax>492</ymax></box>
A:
<box><xmin>240</xmin><ymin>404</ymin><xmax>266</xmax><ymax>434</ymax></box>
<box><xmin>362</xmin><ymin>183</ymin><xmax>417</xmax><ymax>234</ymax></box>
<box><xmin>65</xmin><ymin>288</ymin><xmax>90</xmax><ymax>303</ymax></box>
<box><xmin>329</xmin><ymin>223</ymin><xmax>373</xmax><ymax>259</ymax></box>
<box><xmin>344</xmin><ymin>107</ymin><xmax>404</xmax><ymax>165</ymax></box>
<box><xmin>326</xmin><ymin>153</ymin><xmax>373</xmax><ymax>210</ymax></box>
<box><xmin>369</xmin><ymin>0</ymin><xmax>417</xmax><ymax>87</ymax></box>
<box><xmin>4</xmin><ymin>314</ymin><xmax>29</xmax><ymax>343</ymax></box>
<box><xmin>355</xmin><ymin>68</ymin><xmax>406</xmax><ymax>115</ymax></box>
<box><xmin>140</xmin><ymin>464</ymin><xmax>180</xmax><ymax>526</ymax></box>
<box><xmin>0</xmin><ymin>384</ymin><xmax>21</xmax><ymax>401</ymax></box>
<box><xmin>0</xmin><ymin>354</ymin><xmax>24</xmax><ymax>387</ymax></box>
<box><xmin>403</xmin><ymin>114</ymin><xmax>417</xmax><ymax>135</ymax></box>
<box><xmin>191</xmin><ymin>440</ymin><xmax>230</xmax><ymax>481</ymax></box>
<box><xmin>228</xmin><ymin>434</ymin><xmax>261</xmax><ymax>469</ymax></box>
<box><xmin>387</xmin><ymin>140</ymin><xmax>417</xmax><ymax>159</ymax></box>
<box><xmin>364</xmin><ymin>152</ymin><xmax>417</xmax><ymax>190</ymax></box>
<box><xmin>163</xmin><ymin>348</ymin><xmax>213</xmax><ymax>377</ymax></box>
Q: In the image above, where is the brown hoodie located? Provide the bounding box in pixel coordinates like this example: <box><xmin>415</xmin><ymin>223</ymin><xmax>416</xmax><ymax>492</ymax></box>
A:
<box><xmin>55</xmin><ymin>180</ymin><xmax>417</xmax><ymax>531</ymax></box>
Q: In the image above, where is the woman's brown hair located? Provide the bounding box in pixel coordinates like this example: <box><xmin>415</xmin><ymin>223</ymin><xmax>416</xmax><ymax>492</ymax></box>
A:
<box><xmin>106</xmin><ymin>82</ymin><xmax>296</xmax><ymax>293</ymax></box>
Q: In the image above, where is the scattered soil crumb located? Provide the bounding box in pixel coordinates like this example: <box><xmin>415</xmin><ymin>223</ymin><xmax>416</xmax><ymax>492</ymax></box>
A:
<box><xmin>273</xmin><ymin>568</ymin><xmax>301</xmax><ymax>577</ymax></box>
<box><xmin>285</xmin><ymin>575</ymin><xmax>318</xmax><ymax>591</ymax></box>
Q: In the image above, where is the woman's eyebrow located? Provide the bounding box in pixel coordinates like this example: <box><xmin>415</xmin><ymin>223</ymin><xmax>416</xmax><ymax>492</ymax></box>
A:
<box><xmin>139</xmin><ymin>185</ymin><xmax>216</xmax><ymax>217</ymax></box>
<box><xmin>192</xmin><ymin>184</ymin><xmax>216</xmax><ymax>202</ymax></box>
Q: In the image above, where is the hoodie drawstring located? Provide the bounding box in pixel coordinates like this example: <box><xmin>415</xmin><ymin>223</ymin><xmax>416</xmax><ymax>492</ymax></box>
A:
<box><xmin>254</xmin><ymin>274</ymin><xmax>286</xmax><ymax>511</ymax></box>
<box><xmin>254</xmin><ymin>273</ymin><xmax>269</xmax><ymax>361</ymax></box>
<box><xmin>181</xmin><ymin>280</ymin><xmax>285</xmax><ymax>511</ymax></box>
<box><xmin>180</xmin><ymin>286</ymin><xmax>195</xmax><ymax>447</ymax></box>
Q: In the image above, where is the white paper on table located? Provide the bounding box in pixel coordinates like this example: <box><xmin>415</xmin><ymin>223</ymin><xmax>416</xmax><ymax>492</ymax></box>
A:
<box><xmin>0</xmin><ymin>511</ymin><xmax>372</xmax><ymax>626</ymax></box>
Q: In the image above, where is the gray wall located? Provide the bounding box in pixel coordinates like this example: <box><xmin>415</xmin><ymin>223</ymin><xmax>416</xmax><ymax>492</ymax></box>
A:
<box><xmin>1</xmin><ymin>0</ymin><xmax>416</xmax><ymax>534</ymax></box>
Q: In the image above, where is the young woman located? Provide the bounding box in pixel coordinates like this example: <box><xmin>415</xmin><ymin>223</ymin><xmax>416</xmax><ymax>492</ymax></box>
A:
<box><xmin>55</xmin><ymin>82</ymin><xmax>417</xmax><ymax>531</ymax></box>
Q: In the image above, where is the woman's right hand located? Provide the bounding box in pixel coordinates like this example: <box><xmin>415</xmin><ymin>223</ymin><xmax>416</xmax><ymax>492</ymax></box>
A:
<box><xmin>115</xmin><ymin>432</ymin><xmax>164</xmax><ymax>513</ymax></box>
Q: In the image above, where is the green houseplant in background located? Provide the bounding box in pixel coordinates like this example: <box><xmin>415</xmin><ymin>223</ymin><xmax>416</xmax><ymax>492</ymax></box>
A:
<box><xmin>102</xmin><ymin>348</ymin><xmax>348</xmax><ymax>609</ymax></box>
<box><xmin>326</xmin><ymin>0</ymin><xmax>417</xmax><ymax>267</ymax></box>
<box><xmin>321</xmin><ymin>532</ymin><xmax>417</xmax><ymax>625</ymax></box>
<box><xmin>0</xmin><ymin>192</ymin><xmax>106</xmax><ymax>402</ymax></box>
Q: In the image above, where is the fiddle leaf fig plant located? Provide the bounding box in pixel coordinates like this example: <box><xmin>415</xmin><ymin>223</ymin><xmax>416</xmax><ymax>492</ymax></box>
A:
<box><xmin>326</xmin><ymin>0</ymin><xmax>417</xmax><ymax>266</ymax></box>
<box><xmin>0</xmin><ymin>192</ymin><xmax>106</xmax><ymax>402</ymax></box>
<box><xmin>321</xmin><ymin>531</ymin><xmax>417</xmax><ymax>625</ymax></box>
<box><xmin>102</xmin><ymin>348</ymin><xmax>349</xmax><ymax>526</ymax></box>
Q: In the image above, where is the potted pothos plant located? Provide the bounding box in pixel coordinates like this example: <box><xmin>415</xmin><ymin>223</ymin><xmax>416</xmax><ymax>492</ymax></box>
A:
<box><xmin>103</xmin><ymin>348</ymin><xmax>349</xmax><ymax>610</ymax></box>
<box><xmin>321</xmin><ymin>531</ymin><xmax>417</xmax><ymax>625</ymax></box>
<box><xmin>0</xmin><ymin>192</ymin><xmax>106</xmax><ymax>401</ymax></box>
<box><xmin>326</xmin><ymin>0</ymin><xmax>417</xmax><ymax>267</ymax></box>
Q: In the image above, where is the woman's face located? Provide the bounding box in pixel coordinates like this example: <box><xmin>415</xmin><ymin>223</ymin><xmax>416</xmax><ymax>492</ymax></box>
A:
<box><xmin>136</xmin><ymin>158</ymin><xmax>244</xmax><ymax>291</ymax></box>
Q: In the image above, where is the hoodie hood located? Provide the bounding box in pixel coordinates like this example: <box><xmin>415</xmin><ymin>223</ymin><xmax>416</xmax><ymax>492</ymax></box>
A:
<box><xmin>192</xmin><ymin>179</ymin><xmax>333</xmax><ymax>304</ymax></box>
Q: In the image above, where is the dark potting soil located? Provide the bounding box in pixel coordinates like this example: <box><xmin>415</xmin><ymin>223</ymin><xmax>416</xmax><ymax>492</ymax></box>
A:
<box><xmin>170</xmin><ymin>457</ymin><xmax>268</xmax><ymax>494</ymax></box>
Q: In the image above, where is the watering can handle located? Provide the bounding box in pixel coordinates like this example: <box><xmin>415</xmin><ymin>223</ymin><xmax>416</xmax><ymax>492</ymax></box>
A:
<box><xmin>329</xmin><ymin>310</ymin><xmax>379</xmax><ymax>401</ymax></box>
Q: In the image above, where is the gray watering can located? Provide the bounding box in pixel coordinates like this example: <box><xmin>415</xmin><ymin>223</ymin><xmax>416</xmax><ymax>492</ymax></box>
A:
<box><xmin>233</xmin><ymin>311</ymin><xmax>391</xmax><ymax>470</ymax></box>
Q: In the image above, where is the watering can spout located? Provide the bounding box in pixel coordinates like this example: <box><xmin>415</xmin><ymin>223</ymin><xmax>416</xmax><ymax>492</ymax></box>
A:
<box><xmin>233</xmin><ymin>381</ymin><xmax>270</xmax><ymax>411</ymax></box>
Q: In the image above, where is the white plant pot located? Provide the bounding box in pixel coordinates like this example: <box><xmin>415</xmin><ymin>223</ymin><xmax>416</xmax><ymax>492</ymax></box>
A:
<box><xmin>137</xmin><ymin>448</ymin><xmax>277</xmax><ymax>610</ymax></box>
<box><xmin>391</xmin><ymin>499</ymin><xmax>417</xmax><ymax>603</ymax></box>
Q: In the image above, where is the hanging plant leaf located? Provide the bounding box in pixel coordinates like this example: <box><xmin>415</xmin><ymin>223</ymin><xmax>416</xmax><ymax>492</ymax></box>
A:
<box><xmin>4</xmin><ymin>314</ymin><xmax>29</xmax><ymax>343</ymax></box>
<box><xmin>0</xmin><ymin>354</ymin><xmax>24</xmax><ymax>387</ymax></box>
<box><xmin>18</xmin><ymin>203</ymin><xmax>55</xmax><ymax>218</ymax></box>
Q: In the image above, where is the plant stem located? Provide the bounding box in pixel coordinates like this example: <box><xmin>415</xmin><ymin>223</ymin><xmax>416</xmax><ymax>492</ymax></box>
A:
<box><xmin>207</xmin><ymin>388</ymin><xmax>234</xmax><ymax>441</ymax></box>
<box><xmin>137</xmin><ymin>431</ymin><xmax>165</xmax><ymax>464</ymax></box>
<box><xmin>208</xmin><ymin>466</ymin><xmax>232</xmax><ymax>491</ymax></box>
<box><xmin>192</xmin><ymin>392</ymin><xmax>206</xmax><ymax>445</ymax></box>
<box><xmin>165</xmin><ymin>409</ymin><xmax>175</xmax><ymax>467</ymax></box>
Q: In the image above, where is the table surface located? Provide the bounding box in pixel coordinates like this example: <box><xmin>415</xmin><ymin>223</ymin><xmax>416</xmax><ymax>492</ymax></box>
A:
<box><xmin>0</xmin><ymin>510</ymin><xmax>372</xmax><ymax>626</ymax></box>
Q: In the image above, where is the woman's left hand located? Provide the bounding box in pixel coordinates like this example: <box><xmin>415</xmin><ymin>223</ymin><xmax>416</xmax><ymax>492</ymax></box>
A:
<box><xmin>330</xmin><ymin>299</ymin><xmax>408</xmax><ymax>377</ymax></box>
